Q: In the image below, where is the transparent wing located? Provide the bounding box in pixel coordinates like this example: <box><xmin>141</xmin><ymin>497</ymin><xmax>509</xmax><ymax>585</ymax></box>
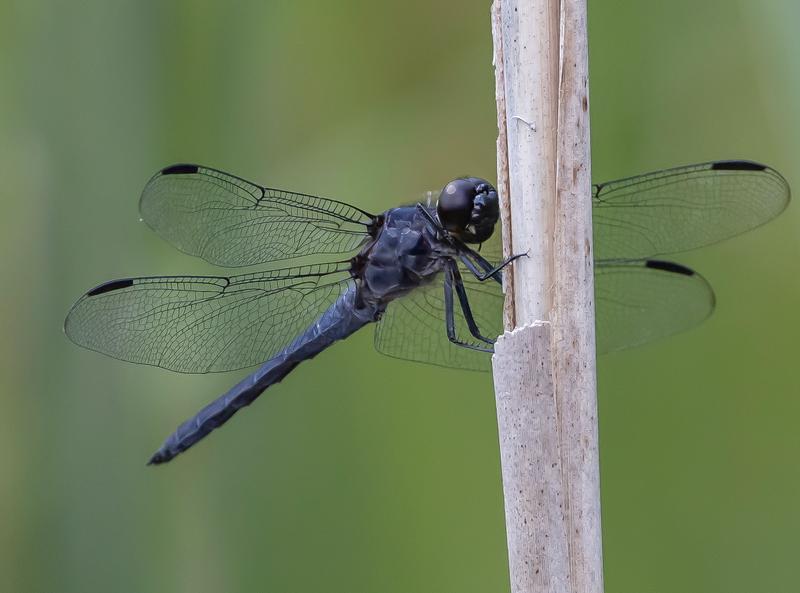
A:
<box><xmin>376</xmin><ymin>160</ymin><xmax>778</xmax><ymax>369</ymax></box>
<box><xmin>375</xmin><ymin>258</ymin><xmax>715</xmax><ymax>370</ymax></box>
<box><xmin>593</xmin><ymin>160</ymin><xmax>790</xmax><ymax>260</ymax></box>
<box><xmin>139</xmin><ymin>164</ymin><xmax>374</xmax><ymax>267</ymax></box>
<box><xmin>374</xmin><ymin>268</ymin><xmax>502</xmax><ymax>372</ymax></box>
<box><xmin>595</xmin><ymin>260</ymin><xmax>715</xmax><ymax>353</ymax></box>
<box><xmin>64</xmin><ymin>263</ymin><xmax>352</xmax><ymax>373</ymax></box>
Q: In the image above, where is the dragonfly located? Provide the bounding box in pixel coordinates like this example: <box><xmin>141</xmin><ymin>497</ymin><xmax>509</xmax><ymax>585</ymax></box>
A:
<box><xmin>64</xmin><ymin>160</ymin><xmax>790</xmax><ymax>464</ymax></box>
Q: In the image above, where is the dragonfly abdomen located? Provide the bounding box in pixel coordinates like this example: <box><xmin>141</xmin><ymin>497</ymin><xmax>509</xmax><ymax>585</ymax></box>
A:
<box><xmin>147</xmin><ymin>284</ymin><xmax>381</xmax><ymax>465</ymax></box>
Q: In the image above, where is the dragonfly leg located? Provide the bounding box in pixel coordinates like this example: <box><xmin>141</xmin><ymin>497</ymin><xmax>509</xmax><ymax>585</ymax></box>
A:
<box><xmin>459</xmin><ymin>251</ymin><xmax>501</xmax><ymax>283</ymax></box>
<box><xmin>459</xmin><ymin>250</ymin><xmax>527</xmax><ymax>283</ymax></box>
<box><xmin>443</xmin><ymin>262</ymin><xmax>494</xmax><ymax>352</ymax></box>
<box><xmin>449</xmin><ymin>262</ymin><xmax>495</xmax><ymax>345</ymax></box>
<box><xmin>415</xmin><ymin>202</ymin><xmax>445</xmax><ymax>235</ymax></box>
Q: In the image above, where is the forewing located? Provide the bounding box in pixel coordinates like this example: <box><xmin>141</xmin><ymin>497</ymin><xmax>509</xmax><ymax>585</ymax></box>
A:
<box><xmin>65</xmin><ymin>263</ymin><xmax>352</xmax><ymax>373</ymax></box>
<box><xmin>593</xmin><ymin>161</ymin><xmax>790</xmax><ymax>260</ymax></box>
<box><xmin>595</xmin><ymin>260</ymin><xmax>715</xmax><ymax>353</ymax></box>
<box><xmin>139</xmin><ymin>164</ymin><xmax>374</xmax><ymax>267</ymax></box>
<box><xmin>374</xmin><ymin>267</ymin><xmax>503</xmax><ymax>372</ymax></box>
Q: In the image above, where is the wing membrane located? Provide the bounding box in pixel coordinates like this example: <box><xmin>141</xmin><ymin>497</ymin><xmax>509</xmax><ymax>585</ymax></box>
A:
<box><xmin>80</xmin><ymin>160</ymin><xmax>782</xmax><ymax>373</ymax></box>
<box><xmin>595</xmin><ymin>260</ymin><xmax>715</xmax><ymax>353</ymax></box>
<box><xmin>139</xmin><ymin>164</ymin><xmax>374</xmax><ymax>267</ymax></box>
<box><xmin>65</xmin><ymin>263</ymin><xmax>352</xmax><ymax>373</ymax></box>
<box><xmin>374</xmin><ymin>268</ymin><xmax>502</xmax><ymax>372</ymax></box>
<box><xmin>593</xmin><ymin>161</ymin><xmax>790</xmax><ymax>260</ymax></box>
<box><xmin>375</xmin><ymin>258</ymin><xmax>715</xmax><ymax>370</ymax></box>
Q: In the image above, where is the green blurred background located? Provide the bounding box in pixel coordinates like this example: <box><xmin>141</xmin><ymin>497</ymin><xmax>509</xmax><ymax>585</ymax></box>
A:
<box><xmin>2</xmin><ymin>1</ymin><xmax>799</xmax><ymax>591</ymax></box>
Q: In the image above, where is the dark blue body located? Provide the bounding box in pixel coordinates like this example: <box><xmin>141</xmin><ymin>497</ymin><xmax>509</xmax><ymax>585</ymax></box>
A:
<box><xmin>149</xmin><ymin>206</ymin><xmax>452</xmax><ymax>464</ymax></box>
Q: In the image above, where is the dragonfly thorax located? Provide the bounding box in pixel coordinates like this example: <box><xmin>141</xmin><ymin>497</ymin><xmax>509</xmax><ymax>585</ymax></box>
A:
<box><xmin>356</xmin><ymin>206</ymin><xmax>446</xmax><ymax>303</ymax></box>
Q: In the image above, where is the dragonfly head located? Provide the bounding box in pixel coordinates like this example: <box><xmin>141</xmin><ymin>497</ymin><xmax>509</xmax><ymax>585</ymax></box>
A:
<box><xmin>436</xmin><ymin>177</ymin><xmax>499</xmax><ymax>244</ymax></box>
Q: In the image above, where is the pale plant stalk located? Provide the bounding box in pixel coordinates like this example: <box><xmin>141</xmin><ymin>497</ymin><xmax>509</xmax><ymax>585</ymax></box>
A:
<box><xmin>490</xmin><ymin>1</ymin><xmax>603</xmax><ymax>592</ymax></box>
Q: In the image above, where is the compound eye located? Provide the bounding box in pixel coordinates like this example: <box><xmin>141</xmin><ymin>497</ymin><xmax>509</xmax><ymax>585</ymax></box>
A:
<box><xmin>436</xmin><ymin>179</ymin><xmax>475</xmax><ymax>233</ymax></box>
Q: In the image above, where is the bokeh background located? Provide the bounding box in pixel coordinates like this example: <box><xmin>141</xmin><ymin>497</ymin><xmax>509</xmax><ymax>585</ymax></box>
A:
<box><xmin>2</xmin><ymin>1</ymin><xmax>799</xmax><ymax>592</ymax></box>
